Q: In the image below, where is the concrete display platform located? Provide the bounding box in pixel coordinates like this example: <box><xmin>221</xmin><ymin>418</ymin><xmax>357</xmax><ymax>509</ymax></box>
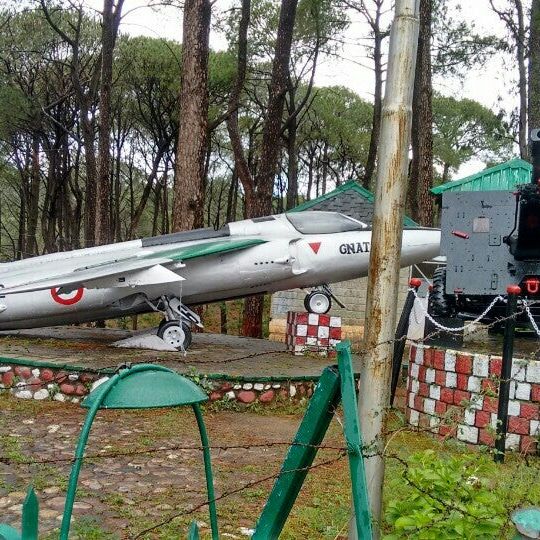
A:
<box><xmin>0</xmin><ymin>326</ymin><xmax>359</xmax><ymax>378</ymax></box>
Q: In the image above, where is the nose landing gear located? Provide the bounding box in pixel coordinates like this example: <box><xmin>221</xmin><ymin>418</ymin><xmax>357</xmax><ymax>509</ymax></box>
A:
<box><xmin>303</xmin><ymin>285</ymin><xmax>345</xmax><ymax>314</ymax></box>
<box><xmin>304</xmin><ymin>291</ymin><xmax>332</xmax><ymax>314</ymax></box>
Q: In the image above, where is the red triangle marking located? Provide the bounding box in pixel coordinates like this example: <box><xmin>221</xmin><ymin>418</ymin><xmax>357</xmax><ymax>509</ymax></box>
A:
<box><xmin>309</xmin><ymin>242</ymin><xmax>321</xmax><ymax>254</ymax></box>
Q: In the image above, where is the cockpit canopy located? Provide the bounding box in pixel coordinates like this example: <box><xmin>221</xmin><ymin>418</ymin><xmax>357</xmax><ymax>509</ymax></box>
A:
<box><xmin>285</xmin><ymin>211</ymin><xmax>368</xmax><ymax>234</ymax></box>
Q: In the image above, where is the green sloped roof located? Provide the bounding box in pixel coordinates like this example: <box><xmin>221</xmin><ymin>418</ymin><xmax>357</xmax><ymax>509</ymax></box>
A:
<box><xmin>431</xmin><ymin>158</ymin><xmax>531</xmax><ymax>195</ymax></box>
<box><xmin>291</xmin><ymin>180</ymin><xmax>418</xmax><ymax>226</ymax></box>
<box><xmin>291</xmin><ymin>180</ymin><xmax>375</xmax><ymax>211</ymax></box>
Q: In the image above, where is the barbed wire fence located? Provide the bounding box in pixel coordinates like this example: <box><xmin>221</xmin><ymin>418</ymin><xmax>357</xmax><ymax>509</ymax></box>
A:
<box><xmin>0</xmin><ymin>292</ymin><xmax>540</xmax><ymax>537</ymax></box>
<box><xmin>0</xmin><ymin>419</ymin><xmax>538</xmax><ymax>538</ymax></box>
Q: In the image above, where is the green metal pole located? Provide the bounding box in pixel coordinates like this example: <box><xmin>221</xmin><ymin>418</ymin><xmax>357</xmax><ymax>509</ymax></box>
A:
<box><xmin>253</xmin><ymin>366</ymin><xmax>342</xmax><ymax>539</ymax></box>
<box><xmin>336</xmin><ymin>341</ymin><xmax>372</xmax><ymax>538</ymax></box>
<box><xmin>495</xmin><ymin>286</ymin><xmax>520</xmax><ymax>463</ymax></box>
<box><xmin>59</xmin><ymin>373</ymin><xmax>121</xmax><ymax>540</ymax></box>
<box><xmin>193</xmin><ymin>404</ymin><xmax>219</xmax><ymax>540</ymax></box>
<box><xmin>21</xmin><ymin>487</ymin><xmax>39</xmax><ymax>540</ymax></box>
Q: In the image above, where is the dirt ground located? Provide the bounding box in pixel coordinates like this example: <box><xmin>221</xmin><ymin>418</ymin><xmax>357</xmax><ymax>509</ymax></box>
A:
<box><xmin>0</xmin><ymin>394</ymin><xmax>350</xmax><ymax>539</ymax></box>
<box><xmin>0</xmin><ymin>327</ymin><xmax>356</xmax><ymax>378</ymax></box>
<box><xmin>2</xmin><ymin>393</ymin><xmax>540</xmax><ymax>539</ymax></box>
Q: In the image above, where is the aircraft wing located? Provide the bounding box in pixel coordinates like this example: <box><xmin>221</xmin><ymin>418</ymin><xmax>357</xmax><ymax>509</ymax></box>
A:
<box><xmin>0</xmin><ymin>238</ymin><xmax>267</xmax><ymax>295</ymax></box>
<box><xmin>144</xmin><ymin>238</ymin><xmax>266</xmax><ymax>262</ymax></box>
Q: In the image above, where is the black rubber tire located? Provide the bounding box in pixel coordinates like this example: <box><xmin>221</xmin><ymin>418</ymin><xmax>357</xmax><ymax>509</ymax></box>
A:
<box><xmin>181</xmin><ymin>323</ymin><xmax>192</xmax><ymax>349</ymax></box>
<box><xmin>157</xmin><ymin>321</ymin><xmax>192</xmax><ymax>350</ymax></box>
<box><xmin>428</xmin><ymin>266</ymin><xmax>452</xmax><ymax>317</ymax></box>
<box><xmin>304</xmin><ymin>291</ymin><xmax>332</xmax><ymax>314</ymax></box>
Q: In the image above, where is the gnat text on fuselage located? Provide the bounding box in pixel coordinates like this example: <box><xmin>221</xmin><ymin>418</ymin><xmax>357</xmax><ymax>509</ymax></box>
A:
<box><xmin>339</xmin><ymin>242</ymin><xmax>371</xmax><ymax>254</ymax></box>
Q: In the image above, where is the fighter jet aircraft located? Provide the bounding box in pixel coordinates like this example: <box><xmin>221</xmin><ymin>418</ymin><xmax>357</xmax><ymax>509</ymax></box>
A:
<box><xmin>0</xmin><ymin>211</ymin><xmax>440</xmax><ymax>350</ymax></box>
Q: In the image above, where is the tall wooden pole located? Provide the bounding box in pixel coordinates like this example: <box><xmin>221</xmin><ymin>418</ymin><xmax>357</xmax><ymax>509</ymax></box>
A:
<box><xmin>352</xmin><ymin>1</ymin><xmax>420</xmax><ymax>537</ymax></box>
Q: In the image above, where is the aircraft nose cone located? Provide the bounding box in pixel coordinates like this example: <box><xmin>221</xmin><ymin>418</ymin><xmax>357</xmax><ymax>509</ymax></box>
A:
<box><xmin>402</xmin><ymin>228</ymin><xmax>441</xmax><ymax>262</ymax></box>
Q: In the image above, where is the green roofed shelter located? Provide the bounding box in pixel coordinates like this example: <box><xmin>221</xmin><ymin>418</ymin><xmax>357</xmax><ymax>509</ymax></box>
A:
<box><xmin>291</xmin><ymin>180</ymin><xmax>418</xmax><ymax>227</ymax></box>
<box><xmin>431</xmin><ymin>158</ymin><xmax>532</xmax><ymax>196</ymax></box>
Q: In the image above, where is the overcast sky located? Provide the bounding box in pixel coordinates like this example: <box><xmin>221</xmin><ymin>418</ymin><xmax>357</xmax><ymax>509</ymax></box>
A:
<box><xmin>101</xmin><ymin>0</ymin><xmax>520</xmax><ymax>178</ymax></box>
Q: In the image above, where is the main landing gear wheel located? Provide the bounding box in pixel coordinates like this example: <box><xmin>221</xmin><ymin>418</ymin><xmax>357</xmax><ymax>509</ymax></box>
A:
<box><xmin>304</xmin><ymin>291</ymin><xmax>332</xmax><ymax>314</ymax></box>
<box><xmin>158</xmin><ymin>321</ymin><xmax>193</xmax><ymax>351</ymax></box>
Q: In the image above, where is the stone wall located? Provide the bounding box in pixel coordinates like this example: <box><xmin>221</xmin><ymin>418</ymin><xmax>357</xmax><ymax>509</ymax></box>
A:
<box><xmin>0</xmin><ymin>364</ymin><xmax>99</xmax><ymax>403</ymax></box>
<box><xmin>207</xmin><ymin>380</ymin><xmax>315</xmax><ymax>403</ymax></box>
<box><xmin>269</xmin><ymin>268</ymin><xmax>412</xmax><ymax>344</ymax></box>
<box><xmin>406</xmin><ymin>345</ymin><xmax>540</xmax><ymax>453</ymax></box>
<box><xmin>0</xmin><ymin>361</ymin><xmax>319</xmax><ymax>406</ymax></box>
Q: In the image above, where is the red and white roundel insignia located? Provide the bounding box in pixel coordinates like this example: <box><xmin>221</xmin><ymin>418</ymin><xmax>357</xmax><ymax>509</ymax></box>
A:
<box><xmin>50</xmin><ymin>287</ymin><xmax>84</xmax><ymax>306</ymax></box>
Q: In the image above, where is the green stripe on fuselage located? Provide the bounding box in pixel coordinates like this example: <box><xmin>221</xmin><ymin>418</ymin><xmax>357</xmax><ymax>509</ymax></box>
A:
<box><xmin>145</xmin><ymin>238</ymin><xmax>267</xmax><ymax>261</ymax></box>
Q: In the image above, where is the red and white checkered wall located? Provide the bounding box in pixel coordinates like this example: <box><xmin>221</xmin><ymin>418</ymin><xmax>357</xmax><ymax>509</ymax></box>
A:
<box><xmin>407</xmin><ymin>345</ymin><xmax>540</xmax><ymax>453</ymax></box>
<box><xmin>286</xmin><ymin>311</ymin><xmax>342</xmax><ymax>357</ymax></box>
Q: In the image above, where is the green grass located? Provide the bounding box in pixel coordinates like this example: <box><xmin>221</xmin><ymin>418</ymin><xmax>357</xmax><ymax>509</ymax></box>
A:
<box><xmin>41</xmin><ymin>517</ymin><xmax>120</xmax><ymax>540</ymax></box>
<box><xmin>204</xmin><ymin>395</ymin><xmax>309</xmax><ymax>415</ymax></box>
<box><xmin>72</xmin><ymin>518</ymin><xmax>120</xmax><ymax>540</ymax></box>
<box><xmin>0</xmin><ymin>433</ymin><xmax>28</xmax><ymax>464</ymax></box>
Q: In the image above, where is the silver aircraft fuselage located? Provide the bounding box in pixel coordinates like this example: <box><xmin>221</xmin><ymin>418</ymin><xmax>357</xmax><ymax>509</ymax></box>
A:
<box><xmin>0</xmin><ymin>212</ymin><xmax>440</xmax><ymax>329</ymax></box>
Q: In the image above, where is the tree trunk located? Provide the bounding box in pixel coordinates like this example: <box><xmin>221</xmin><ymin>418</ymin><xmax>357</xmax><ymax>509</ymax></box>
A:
<box><xmin>70</xmin><ymin>144</ymin><xmax>84</xmax><ymax>250</ymax></box>
<box><xmin>364</xmin><ymin>30</ymin><xmax>383</xmax><ymax>188</ymax></box>
<box><xmin>284</xmin><ymin>25</ymin><xmax>319</xmax><ymax>210</ymax></box>
<box><xmin>241</xmin><ymin>192</ymin><xmax>274</xmax><ymax>338</ymax></box>
<box><xmin>529</xmin><ymin>0</ymin><xmax>540</xmax><ymax>134</ymax></box>
<box><xmin>80</xmin><ymin>105</ymin><xmax>98</xmax><ymax>247</ymax></box>
<box><xmin>226</xmin><ymin>0</ymin><xmax>298</xmax><ymax>337</ymax></box>
<box><xmin>226</xmin><ymin>166</ymin><xmax>238</xmax><ymax>223</ymax></box>
<box><xmin>26</xmin><ymin>135</ymin><xmax>41</xmax><ymax>256</ymax></box>
<box><xmin>491</xmin><ymin>0</ymin><xmax>529</xmax><ymax>158</ymax></box>
<box><xmin>226</xmin><ymin>0</ymin><xmax>254</xmax><ymax>198</ymax></box>
<box><xmin>162</xmin><ymin>170</ymin><xmax>170</xmax><ymax>234</ymax></box>
<box><xmin>128</xmin><ymin>144</ymin><xmax>168</xmax><ymax>238</ymax></box>
<box><xmin>254</xmin><ymin>0</ymin><xmax>299</xmax><ymax>212</ymax></box>
<box><xmin>409</xmin><ymin>0</ymin><xmax>434</xmax><ymax>226</ymax></box>
<box><xmin>306</xmin><ymin>147</ymin><xmax>314</xmax><ymax>199</ymax></box>
<box><xmin>39</xmin><ymin>1</ymin><xmax>100</xmax><ymax>247</ymax></box>
<box><xmin>321</xmin><ymin>141</ymin><xmax>328</xmax><ymax>195</ymax></box>
<box><xmin>152</xmin><ymin>182</ymin><xmax>162</xmax><ymax>236</ymax></box>
<box><xmin>96</xmin><ymin>0</ymin><xmax>124</xmax><ymax>245</ymax></box>
<box><xmin>286</xmin><ymin>114</ymin><xmax>298</xmax><ymax>210</ymax></box>
<box><xmin>242</xmin><ymin>0</ymin><xmax>298</xmax><ymax>338</ymax></box>
<box><xmin>172</xmin><ymin>0</ymin><xmax>211</xmax><ymax>232</ymax></box>
<box><xmin>516</xmin><ymin>0</ymin><xmax>528</xmax><ymax>159</ymax></box>
<box><xmin>442</xmin><ymin>162</ymin><xmax>450</xmax><ymax>183</ymax></box>
<box><xmin>17</xmin><ymin>183</ymin><xmax>26</xmax><ymax>260</ymax></box>
<box><xmin>219</xmin><ymin>302</ymin><xmax>227</xmax><ymax>334</ymax></box>
<box><xmin>41</xmin><ymin>143</ymin><xmax>60</xmax><ymax>254</ymax></box>
<box><xmin>113</xmin><ymin>128</ymin><xmax>122</xmax><ymax>241</ymax></box>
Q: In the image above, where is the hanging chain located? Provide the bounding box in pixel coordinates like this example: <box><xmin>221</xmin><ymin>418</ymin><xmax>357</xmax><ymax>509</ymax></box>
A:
<box><xmin>410</xmin><ymin>288</ymin><xmax>504</xmax><ymax>334</ymax></box>
<box><xmin>522</xmin><ymin>298</ymin><xmax>540</xmax><ymax>338</ymax></box>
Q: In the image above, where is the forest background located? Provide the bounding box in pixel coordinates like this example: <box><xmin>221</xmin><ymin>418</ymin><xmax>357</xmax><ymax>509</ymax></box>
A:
<box><xmin>0</xmin><ymin>0</ymin><xmax>537</xmax><ymax>336</ymax></box>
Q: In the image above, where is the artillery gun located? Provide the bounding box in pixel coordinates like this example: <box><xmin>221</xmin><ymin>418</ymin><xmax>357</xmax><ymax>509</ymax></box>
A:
<box><xmin>428</xmin><ymin>129</ymin><xmax>540</xmax><ymax>332</ymax></box>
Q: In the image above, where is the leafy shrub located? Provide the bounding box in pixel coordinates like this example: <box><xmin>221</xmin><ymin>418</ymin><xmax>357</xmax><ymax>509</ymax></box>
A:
<box><xmin>384</xmin><ymin>450</ymin><xmax>505</xmax><ymax>539</ymax></box>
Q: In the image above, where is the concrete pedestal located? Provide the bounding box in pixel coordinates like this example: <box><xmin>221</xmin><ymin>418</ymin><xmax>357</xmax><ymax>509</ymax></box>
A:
<box><xmin>285</xmin><ymin>311</ymin><xmax>341</xmax><ymax>357</ymax></box>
